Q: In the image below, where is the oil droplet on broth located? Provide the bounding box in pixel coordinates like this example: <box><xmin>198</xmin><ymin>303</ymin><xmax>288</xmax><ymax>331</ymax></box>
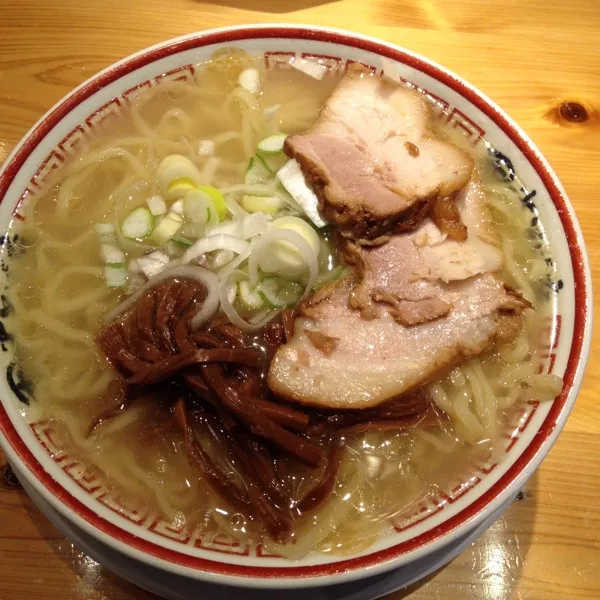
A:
<box><xmin>229</xmin><ymin>512</ymin><xmax>248</xmax><ymax>532</ymax></box>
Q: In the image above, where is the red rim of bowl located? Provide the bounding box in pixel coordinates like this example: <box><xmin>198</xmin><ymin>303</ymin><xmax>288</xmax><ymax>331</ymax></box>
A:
<box><xmin>0</xmin><ymin>25</ymin><xmax>590</xmax><ymax>581</ymax></box>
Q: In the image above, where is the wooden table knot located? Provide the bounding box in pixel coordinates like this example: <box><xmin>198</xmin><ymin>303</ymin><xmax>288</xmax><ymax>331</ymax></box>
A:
<box><xmin>559</xmin><ymin>101</ymin><xmax>589</xmax><ymax>123</ymax></box>
<box><xmin>545</xmin><ymin>99</ymin><xmax>596</xmax><ymax>127</ymax></box>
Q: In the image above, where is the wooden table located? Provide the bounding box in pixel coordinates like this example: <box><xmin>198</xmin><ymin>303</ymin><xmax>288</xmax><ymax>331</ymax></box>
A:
<box><xmin>1</xmin><ymin>1</ymin><xmax>599</xmax><ymax>598</ymax></box>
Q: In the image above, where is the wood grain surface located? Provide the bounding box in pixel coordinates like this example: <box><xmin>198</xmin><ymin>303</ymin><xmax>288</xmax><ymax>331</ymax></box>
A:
<box><xmin>0</xmin><ymin>1</ymin><xmax>599</xmax><ymax>599</ymax></box>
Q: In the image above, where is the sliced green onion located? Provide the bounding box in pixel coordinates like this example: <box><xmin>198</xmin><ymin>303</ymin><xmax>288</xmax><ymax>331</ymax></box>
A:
<box><xmin>277</xmin><ymin>159</ymin><xmax>327</xmax><ymax>228</ymax></box>
<box><xmin>238</xmin><ymin>280</ymin><xmax>264</xmax><ymax>310</ymax></box>
<box><xmin>157</xmin><ymin>155</ymin><xmax>202</xmax><ymax>200</ymax></box>
<box><xmin>104</xmin><ymin>265</ymin><xmax>129</xmax><ymax>288</ymax></box>
<box><xmin>166</xmin><ymin>178</ymin><xmax>196</xmax><ymax>201</ymax></box>
<box><xmin>165</xmin><ymin>241</ymin><xmax>185</xmax><ymax>258</ymax></box>
<box><xmin>146</xmin><ymin>195</ymin><xmax>167</xmax><ymax>216</ymax></box>
<box><xmin>250</xmin><ymin>227</ymin><xmax>318</xmax><ymax>292</ymax></box>
<box><xmin>258</xmin><ymin>134</ymin><xmax>287</xmax><ymax>154</ymax></box>
<box><xmin>258</xmin><ymin>152</ymin><xmax>288</xmax><ymax>174</ymax></box>
<box><xmin>96</xmin><ymin>223</ymin><xmax>116</xmax><ymax>242</ymax></box>
<box><xmin>128</xmin><ymin>259</ymin><xmax>141</xmax><ymax>274</ymax></box>
<box><xmin>196</xmin><ymin>186</ymin><xmax>227</xmax><ymax>221</ymax></box>
<box><xmin>150</xmin><ymin>211</ymin><xmax>183</xmax><ymax>245</ymax></box>
<box><xmin>239</xmin><ymin>68</ymin><xmax>260</xmax><ymax>94</ymax></box>
<box><xmin>182</xmin><ymin>234</ymin><xmax>250</xmax><ymax>265</ymax></box>
<box><xmin>225</xmin><ymin>195</ymin><xmax>248</xmax><ymax>219</ymax></box>
<box><xmin>245</xmin><ymin>156</ymin><xmax>272</xmax><ymax>185</ymax></box>
<box><xmin>258</xmin><ymin>216</ymin><xmax>321</xmax><ymax>278</ymax></box>
<box><xmin>183</xmin><ymin>187</ymin><xmax>226</xmax><ymax>224</ymax></box>
<box><xmin>218</xmin><ymin>264</ymin><xmax>278</xmax><ymax>331</ymax></box>
<box><xmin>121</xmin><ymin>207</ymin><xmax>153</xmax><ymax>240</ymax></box>
<box><xmin>212</xmin><ymin>249</ymin><xmax>234</xmax><ymax>270</ymax></box>
<box><xmin>179</xmin><ymin>221</ymin><xmax>206</xmax><ymax>240</ymax></box>
<box><xmin>100</xmin><ymin>243</ymin><xmax>125</xmax><ymax>265</ymax></box>
<box><xmin>137</xmin><ymin>250</ymin><xmax>170</xmax><ymax>278</ymax></box>
<box><xmin>206</xmin><ymin>211</ymin><xmax>270</xmax><ymax>240</ymax></box>
<box><xmin>171</xmin><ymin>235</ymin><xmax>194</xmax><ymax>248</ymax></box>
<box><xmin>280</xmin><ymin>280</ymin><xmax>304</xmax><ymax>304</ymax></box>
<box><xmin>170</xmin><ymin>200</ymin><xmax>185</xmax><ymax>216</ymax></box>
<box><xmin>291</xmin><ymin>57</ymin><xmax>328</xmax><ymax>80</ymax></box>
<box><xmin>241</xmin><ymin>195</ymin><xmax>284</xmax><ymax>215</ymax></box>
<box><xmin>227</xmin><ymin>279</ymin><xmax>238</xmax><ymax>305</ymax></box>
<box><xmin>183</xmin><ymin>189</ymin><xmax>218</xmax><ymax>228</ymax></box>
<box><xmin>258</xmin><ymin>278</ymin><xmax>303</xmax><ymax>307</ymax></box>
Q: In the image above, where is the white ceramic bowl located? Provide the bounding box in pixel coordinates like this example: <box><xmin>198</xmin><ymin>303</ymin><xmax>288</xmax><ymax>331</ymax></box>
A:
<box><xmin>0</xmin><ymin>24</ymin><xmax>592</xmax><ymax>592</ymax></box>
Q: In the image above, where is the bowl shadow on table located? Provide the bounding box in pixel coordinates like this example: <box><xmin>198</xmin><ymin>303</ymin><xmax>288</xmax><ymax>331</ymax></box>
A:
<box><xmin>14</xmin><ymin>468</ymin><xmax>539</xmax><ymax>600</ymax></box>
<box><xmin>195</xmin><ymin>0</ymin><xmax>338</xmax><ymax>15</ymax></box>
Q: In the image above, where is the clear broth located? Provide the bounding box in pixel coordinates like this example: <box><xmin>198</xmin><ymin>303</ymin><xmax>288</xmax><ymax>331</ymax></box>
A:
<box><xmin>3</xmin><ymin>53</ymin><xmax>560</xmax><ymax>558</ymax></box>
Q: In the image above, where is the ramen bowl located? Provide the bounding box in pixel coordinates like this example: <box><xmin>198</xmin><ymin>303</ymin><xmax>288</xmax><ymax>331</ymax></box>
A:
<box><xmin>0</xmin><ymin>24</ymin><xmax>592</xmax><ymax>594</ymax></box>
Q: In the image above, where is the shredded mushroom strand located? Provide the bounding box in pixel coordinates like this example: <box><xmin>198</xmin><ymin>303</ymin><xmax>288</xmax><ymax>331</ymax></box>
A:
<box><xmin>103</xmin><ymin>265</ymin><xmax>219</xmax><ymax>330</ymax></box>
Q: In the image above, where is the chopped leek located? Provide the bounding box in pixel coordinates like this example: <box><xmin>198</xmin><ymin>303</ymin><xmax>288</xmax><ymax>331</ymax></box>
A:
<box><xmin>227</xmin><ymin>280</ymin><xmax>238</xmax><ymax>306</ymax></box>
<box><xmin>380</xmin><ymin>56</ymin><xmax>402</xmax><ymax>84</ymax></box>
<box><xmin>206</xmin><ymin>211</ymin><xmax>270</xmax><ymax>240</ymax></box>
<box><xmin>212</xmin><ymin>249</ymin><xmax>234</xmax><ymax>270</ymax></box>
<box><xmin>150</xmin><ymin>211</ymin><xmax>183</xmax><ymax>245</ymax></box>
<box><xmin>128</xmin><ymin>259</ymin><xmax>141</xmax><ymax>274</ymax></box>
<box><xmin>241</xmin><ymin>195</ymin><xmax>284</xmax><ymax>215</ymax></box>
<box><xmin>171</xmin><ymin>235</ymin><xmax>194</xmax><ymax>247</ymax></box>
<box><xmin>196</xmin><ymin>186</ymin><xmax>227</xmax><ymax>221</ymax></box>
<box><xmin>166</xmin><ymin>178</ymin><xmax>196</xmax><ymax>200</ymax></box>
<box><xmin>146</xmin><ymin>195</ymin><xmax>167</xmax><ymax>216</ymax></box>
<box><xmin>183</xmin><ymin>189</ymin><xmax>216</xmax><ymax>226</ymax></box>
<box><xmin>95</xmin><ymin>223</ymin><xmax>116</xmax><ymax>242</ymax></box>
<box><xmin>157</xmin><ymin>155</ymin><xmax>202</xmax><ymax>200</ymax></box>
<box><xmin>104</xmin><ymin>265</ymin><xmax>128</xmax><ymax>288</ymax></box>
<box><xmin>277</xmin><ymin>159</ymin><xmax>327</xmax><ymax>228</ymax></box>
<box><xmin>100</xmin><ymin>243</ymin><xmax>125</xmax><ymax>265</ymax></box>
<box><xmin>291</xmin><ymin>57</ymin><xmax>328</xmax><ymax>80</ymax></box>
<box><xmin>239</xmin><ymin>68</ymin><xmax>260</xmax><ymax>94</ymax></box>
<box><xmin>165</xmin><ymin>240</ymin><xmax>185</xmax><ymax>258</ymax></box>
<box><xmin>179</xmin><ymin>221</ymin><xmax>206</xmax><ymax>239</ymax></box>
<box><xmin>257</xmin><ymin>134</ymin><xmax>287</xmax><ymax>154</ymax></box>
<box><xmin>258</xmin><ymin>278</ymin><xmax>303</xmax><ymax>307</ymax></box>
<box><xmin>258</xmin><ymin>216</ymin><xmax>321</xmax><ymax>279</ymax></box>
<box><xmin>258</xmin><ymin>152</ymin><xmax>288</xmax><ymax>174</ymax></box>
<box><xmin>238</xmin><ymin>280</ymin><xmax>264</xmax><ymax>310</ymax></box>
<box><xmin>245</xmin><ymin>156</ymin><xmax>271</xmax><ymax>185</ymax></box>
<box><xmin>170</xmin><ymin>200</ymin><xmax>184</xmax><ymax>215</ymax></box>
<box><xmin>121</xmin><ymin>207</ymin><xmax>153</xmax><ymax>240</ymax></box>
<box><xmin>136</xmin><ymin>250</ymin><xmax>170</xmax><ymax>278</ymax></box>
<box><xmin>182</xmin><ymin>234</ymin><xmax>250</xmax><ymax>265</ymax></box>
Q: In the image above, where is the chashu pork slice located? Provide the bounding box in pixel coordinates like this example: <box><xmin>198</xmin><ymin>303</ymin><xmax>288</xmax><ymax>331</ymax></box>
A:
<box><xmin>268</xmin><ymin>180</ymin><xmax>524</xmax><ymax>411</ymax></box>
<box><xmin>284</xmin><ymin>65</ymin><xmax>474</xmax><ymax>239</ymax></box>
<box><xmin>411</xmin><ymin>177</ymin><xmax>503</xmax><ymax>282</ymax></box>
